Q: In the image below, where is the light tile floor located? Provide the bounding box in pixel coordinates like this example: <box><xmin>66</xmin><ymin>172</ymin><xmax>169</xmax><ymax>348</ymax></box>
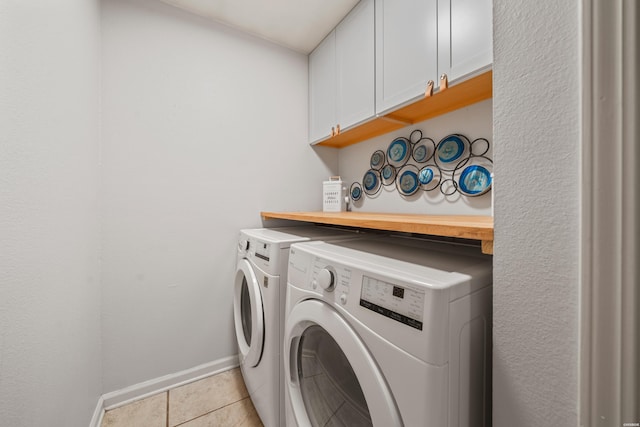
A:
<box><xmin>101</xmin><ymin>368</ymin><xmax>263</xmax><ymax>427</ymax></box>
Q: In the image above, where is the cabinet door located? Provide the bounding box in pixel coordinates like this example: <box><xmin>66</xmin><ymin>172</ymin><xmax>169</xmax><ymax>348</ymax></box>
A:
<box><xmin>336</xmin><ymin>0</ymin><xmax>375</xmax><ymax>131</ymax></box>
<box><xmin>375</xmin><ymin>0</ymin><xmax>438</xmax><ymax>115</ymax></box>
<box><xmin>309</xmin><ymin>31</ymin><xmax>336</xmax><ymax>143</ymax></box>
<box><xmin>438</xmin><ymin>0</ymin><xmax>492</xmax><ymax>82</ymax></box>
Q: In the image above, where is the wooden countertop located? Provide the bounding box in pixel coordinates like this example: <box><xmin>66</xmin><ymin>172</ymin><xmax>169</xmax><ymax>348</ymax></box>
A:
<box><xmin>260</xmin><ymin>211</ymin><xmax>494</xmax><ymax>254</ymax></box>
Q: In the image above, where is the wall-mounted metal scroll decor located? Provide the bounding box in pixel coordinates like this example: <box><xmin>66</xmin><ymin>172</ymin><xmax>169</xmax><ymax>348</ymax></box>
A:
<box><xmin>349</xmin><ymin>129</ymin><xmax>492</xmax><ymax>202</ymax></box>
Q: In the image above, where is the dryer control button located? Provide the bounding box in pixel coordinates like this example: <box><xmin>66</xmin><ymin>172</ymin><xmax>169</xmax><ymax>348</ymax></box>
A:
<box><xmin>312</xmin><ymin>279</ymin><xmax>318</xmax><ymax>289</ymax></box>
<box><xmin>340</xmin><ymin>294</ymin><xmax>348</xmax><ymax>305</ymax></box>
<box><xmin>318</xmin><ymin>268</ymin><xmax>335</xmax><ymax>292</ymax></box>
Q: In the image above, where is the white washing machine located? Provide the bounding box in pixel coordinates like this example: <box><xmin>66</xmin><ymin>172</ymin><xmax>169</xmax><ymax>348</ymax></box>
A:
<box><xmin>284</xmin><ymin>237</ymin><xmax>493</xmax><ymax>427</ymax></box>
<box><xmin>233</xmin><ymin>226</ymin><xmax>363</xmax><ymax>427</ymax></box>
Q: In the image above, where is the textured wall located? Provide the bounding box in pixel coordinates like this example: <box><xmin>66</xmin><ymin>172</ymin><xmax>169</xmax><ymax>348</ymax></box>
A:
<box><xmin>493</xmin><ymin>1</ymin><xmax>580</xmax><ymax>425</ymax></box>
<box><xmin>100</xmin><ymin>0</ymin><xmax>337</xmax><ymax>392</ymax></box>
<box><xmin>0</xmin><ymin>1</ymin><xmax>102</xmax><ymax>425</ymax></box>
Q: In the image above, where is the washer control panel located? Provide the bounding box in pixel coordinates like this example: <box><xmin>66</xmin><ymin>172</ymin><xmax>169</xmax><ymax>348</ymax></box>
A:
<box><xmin>251</xmin><ymin>241</ymin><xmax>269</xmax><ymax>262</ymax></box>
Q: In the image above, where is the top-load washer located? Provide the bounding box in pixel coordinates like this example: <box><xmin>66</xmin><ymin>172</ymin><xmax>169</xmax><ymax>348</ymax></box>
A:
<box><xmin>284</xmin><ymin>237</ymin><xmax>492</xmax><ymax>427</ymax></box>
<box><xmin>233</xmin><ymin>226</ymin><xmax>363</xmax><ymax>427</ymax></box>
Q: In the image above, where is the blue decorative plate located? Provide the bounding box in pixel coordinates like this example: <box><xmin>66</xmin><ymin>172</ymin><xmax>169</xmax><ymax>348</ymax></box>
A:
<box><xmin>457</xmin><ymin>164</ymin><xmax>492</xmax><ymax>196</ymax></box>
<box><xmin>412</xmin><ymin>137</ymin><xmax>434</xmax><ymax>163</ymax></box>
<box><xmin>350</xmin><ymin>182</ymin><xmax>363</xmax><ymax>202</ymax></box>
<box><xmin>395</xmin><ymin>165</ymin><xmax>420</xmax><ymax>196</ymax></box>
<box><xmin>436</xmin><ymin>134</ymin><xmax>469</xmax><ymax>170</ymax></box>
<box><xmin>418</xmin><ymin>165</ymin><xmax>440</xmax><ymax>191</ymax></box>
<box><xmin>381</xmin><ymin>164</ymin><xmax>396</xmax><ymax>186</ymax></box>
<box><xmin>363</xmin><ymin>169</ymin><xmax>381</xmax><ymax>195</ymax></box>
<box><xmin>413</xmin><ymin>145</ymin><xmax>428</xmax><ymax>163</ymax></box>
<box><xmin>418</xmin><ymin>167</ymin><xmax>434</xmax><ymax>185</ymax></box>
<box><xmin>387</xmin><ymin>137</ymin><xmax>411</xmax><ymax>167</ymax></box>
<box><xmin>370</xmin><ymin>150</ymin><xmax>385</xmax><ymax>170</ymax></box>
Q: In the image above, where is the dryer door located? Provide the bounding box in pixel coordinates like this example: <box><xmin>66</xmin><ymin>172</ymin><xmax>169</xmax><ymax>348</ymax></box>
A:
<box><xmin>284</xmin><ymin>299</ymin><xmax>402</xmax><ymax>427</ymax></box>
<box><xmin>233</xmin><ymin>259</ymin><xmax>264</xmax><ymax>367</ymax></box>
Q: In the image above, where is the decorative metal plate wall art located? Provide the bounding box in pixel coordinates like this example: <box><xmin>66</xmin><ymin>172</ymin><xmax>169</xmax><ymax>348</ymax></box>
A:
<box><xmin>435</xmin><ymin>134</ymin><xmax>470</xmax><ymax>170</ymax></box>
<box><xmin>396</xmin><ymin>165</ymin><xmax>420</xmax><ymax>196</ymax></box>
<box><xmin>349</xmin><ymin>182</ymin><xmax>363</xmax><ymax>201</ymax></box>
<box><xmin>370</xmin><ymin>150</ymin><xmax>385</xmax><ymax>170</ymax></box>
<box><xmin>362</xmin><ymin>169</ymin><xmax>382</xmax><ymax>195</ymax></box>
<box><xmin>457</xmin><ymin>163</ymin><xmax>492</xmax><ymax>196</ymax></box>
<box><xmin>386</xmin><ymin>137</ymin><xmax>411</xmax><ymax>167</ymax></box>
<box><xmin>418</xmin><ymin>165</ymin><xmax>441</xmax><ymax>191</ymax></box>
<box><xmin>409</xmin><ymin>130</ymin><xmax>435</xmax><ymax>164</ymax></box>
<box><xmin>349</xmin><ymin>130</ymin><xmax>492</xmax><ymax>202</ymax></box>
<box><xmin>380</xmin><ymin>164</ymin><xmax>397</xmax><ymax>186</ymax></box>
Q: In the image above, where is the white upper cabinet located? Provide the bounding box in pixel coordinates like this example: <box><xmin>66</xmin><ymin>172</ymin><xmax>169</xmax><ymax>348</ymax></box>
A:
<box><xmin>336</xmin><ymin>0</ymin><xmax>375</xmax><ymax>133</ymax></box>
<box><xmin>310</xmin><ymin>0</ymin><xmax>493</xmax><ymax>145</ymax></box>
<box><xmin>438</xmin><ymin>0</ymin><xmax>493</xmax><ymax>82</ymax></box>
<box><xmin>375</xmin><ymin>0</ymin><xmax>492</xmax><ymax>115</ymax></box>
<box><xmin>309</xmin><ymin>0</ymin><xmax>374</xmax><ymax>144</ymax></box>
<box><xmin>375</xmin><ymin>0</ymin><xmax>438</xmax><ymax>115</ymax></box>
<box><xmin>309</xmin><ymin>31</ymin><xmax>337</xmax><ymax>143</ymax></box>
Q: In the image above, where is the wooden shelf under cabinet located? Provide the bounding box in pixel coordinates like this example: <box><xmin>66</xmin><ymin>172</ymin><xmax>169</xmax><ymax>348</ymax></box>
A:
<box><xmin>316</xmin><ymin>70</ymin><xmax>492</xmax><ymax>149</ymax></box>
<box><xmin>260</xmin><ymin>211</ymin><xmax>494</xmax><ymax>255</ymax></box>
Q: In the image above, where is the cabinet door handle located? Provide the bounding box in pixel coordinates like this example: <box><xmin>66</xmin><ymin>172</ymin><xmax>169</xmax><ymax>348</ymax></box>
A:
<box><xmin>425</xmin><ymin>80</ymin><xmax>435</xmax><ymax>97</ymax></box>
<box><xmin>440</xmin><ymin>74</ymin><xmax>449</xmax><ymax>91</ymax></box>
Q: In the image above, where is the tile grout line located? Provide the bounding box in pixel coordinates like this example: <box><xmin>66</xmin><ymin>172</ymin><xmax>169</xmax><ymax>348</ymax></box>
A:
<box><xmin>166</xmin><ymin>390</ymin><xmax>170</xmax><ymax>427</ymax></box>
<box><xmin>172</xmin><ymin>396</ymin><xmax>252</xmax><ymax>427</ymax></box>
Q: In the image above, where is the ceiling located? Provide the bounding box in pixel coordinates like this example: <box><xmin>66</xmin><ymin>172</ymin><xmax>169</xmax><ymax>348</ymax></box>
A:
<box><xmin>159</xmin><ymin>0</ymin><xmax>360</xmax><ymax>54</ymax></box>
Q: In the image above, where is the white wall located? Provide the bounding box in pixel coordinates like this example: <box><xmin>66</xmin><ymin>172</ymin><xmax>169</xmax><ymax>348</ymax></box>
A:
<box><xmin>0</xmin><ymin>1</ymin><xmax>102</xmax><ymax>426</ymax></box>
<box><xmin>493</xmin><ymin>1</ymin><xmax>580</xmax><ymax>426</ymax></box>
<box><xmin>338</xmin><ymin>99</ymin><xmax>493</xmax><ymax>215</ymax></box>
<box><xmin>100</xmin><ymin>0</ymin><xmax>337</xmax><ymax>392</ymax></box>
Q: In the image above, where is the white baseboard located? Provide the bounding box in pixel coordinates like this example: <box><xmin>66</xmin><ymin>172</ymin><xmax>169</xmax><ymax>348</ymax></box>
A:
<box><xmin>89</xmin><ymin>396</ymin><xmax>104</xmax><ymax>427</ymax></box>
<box><xmin>98</xmin><ymin>355</ymin><xmax>239</xmax><ymax>413</ymax></box>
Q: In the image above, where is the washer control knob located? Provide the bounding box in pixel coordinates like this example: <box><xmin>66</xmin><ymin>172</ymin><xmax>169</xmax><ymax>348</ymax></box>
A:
<box><xmin>318</xmin><ymin>268</ymin><xmax>335</xmax><ymax>292</ymax></box>
<box><xmin>340</xmin><ymin>293</ymin><xmax>348</xmax><ymax>305</ymax></box>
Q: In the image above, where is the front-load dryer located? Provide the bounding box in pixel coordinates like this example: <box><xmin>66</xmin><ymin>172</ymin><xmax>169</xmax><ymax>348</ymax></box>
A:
<box><xmin>233</xmin><ymin>226</ymin><xmax>362</xmax><ymax>427</ymax></box>
<box><xmin>284</xmin><ymin>237</ymin><xmax>492</xmax><ymax>427</ymax></box>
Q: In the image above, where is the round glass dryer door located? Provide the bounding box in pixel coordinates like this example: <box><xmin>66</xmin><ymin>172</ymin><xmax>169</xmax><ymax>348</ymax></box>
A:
<box><xmin>298</xmin><ymin>325</ymin><xmax>372</xmax><ymax>426</ymax></box>
<box><xmin>233</xmin><ymin>259</ymin><xmax>264</xmax><ymax>367</ymax></box>
<box><xmin>284</xmin><ymin>299</ymin><xmax>402</xmax><ymax>427</ymax></box>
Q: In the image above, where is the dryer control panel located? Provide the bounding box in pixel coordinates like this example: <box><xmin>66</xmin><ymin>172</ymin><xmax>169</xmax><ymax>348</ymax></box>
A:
<box><xmin>310</xmin><ymin>258</ymin><xmax>352</xmax><ymax>297</ymax></box>
<box><xmin>286</xmin><ymin>238</ymin><xmax>493</xmax><ymax>367</ymax></box>
<box><xmin>307</xmin><ymin>256</ymin><xmax>426</xmax><ymax>330</ymax></box>
<box><xmin>359</xmin><ymin>276</ymin><xmax>425</xmax><ymax>330</ymax></box>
